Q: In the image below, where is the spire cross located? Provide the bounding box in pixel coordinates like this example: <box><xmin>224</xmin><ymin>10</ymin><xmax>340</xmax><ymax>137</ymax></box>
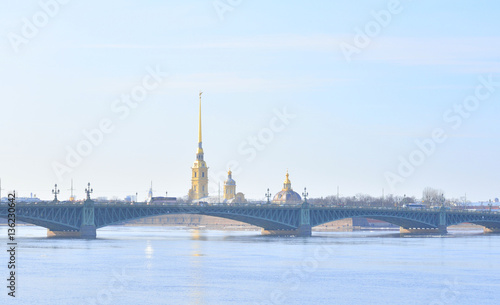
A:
<box><xmin>265</xmin><ymin>188</ymin><xmax>271</xmax><ymax>204</ymax></box>
<box><xmin>85</xmin><ymin>183</ymin><xmax>93</xmax><ymax>200</ymax></box>
<box><xmin>52</xmin><ymin>184</ymin><xmax>60</xmax><ymax>202</ymax></box>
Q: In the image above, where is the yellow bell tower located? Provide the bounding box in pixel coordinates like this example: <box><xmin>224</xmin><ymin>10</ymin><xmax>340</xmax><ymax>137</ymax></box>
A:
<box><xmin>224</xmin><ymin>170</ymin><xmax>236</xmax><ymax>200</ymax></box>
<box><xmin>188</xmin><ymin>91</ymin><xmax>209</xmax><ymax>200</ymax></box>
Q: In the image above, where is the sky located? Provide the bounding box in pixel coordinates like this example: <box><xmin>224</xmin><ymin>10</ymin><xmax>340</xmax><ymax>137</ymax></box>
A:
<box><xmin>0</xmin><ymin>0</ymin><xmax>499</xmax><ymax>202</ymax></box>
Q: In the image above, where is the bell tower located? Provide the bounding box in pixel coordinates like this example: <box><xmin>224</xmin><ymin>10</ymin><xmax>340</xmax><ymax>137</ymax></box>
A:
<box><xmin>224</xmin><ymin>170</ymin><xmax>236</xmax><ymax>200</ymax></box>
<box><xmin>188</xmin><ymin>91</ymin><xmax>209</xmax><ymax>200</ymax></box>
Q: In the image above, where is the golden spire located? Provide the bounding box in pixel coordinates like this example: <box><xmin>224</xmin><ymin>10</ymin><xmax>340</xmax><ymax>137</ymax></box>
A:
<box><xmin>198</xmin><ymin>91</ymin><xmax>203</xmax><ymax>146</ymax></box>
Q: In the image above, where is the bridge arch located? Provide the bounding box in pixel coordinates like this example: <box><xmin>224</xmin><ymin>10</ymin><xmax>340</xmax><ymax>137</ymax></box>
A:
<box><xmin>310</xmin><ymin>208</ymin><xmax>440</xmax><ymax>229</ymax></box>
<box><xmin>1</xmin><ymin>205</ymin><xmax>82</xmax><ymax>231</ymax></box>
<box><xmin>446</xmin><ymin>211</ymin><xmax>500</xmax><ymax>229</ymax></box>
<box><xmin>93</xmin><ymin>206</ymin><xmax>300</xmax><ymax>231</ymax></box>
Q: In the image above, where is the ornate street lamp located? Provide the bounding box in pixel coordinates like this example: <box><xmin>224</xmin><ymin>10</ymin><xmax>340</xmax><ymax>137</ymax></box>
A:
<box><xmin>52</xmin><ymin>184</ymin><xmax>60</xmax><ymax>202</ymax></box>
<box><xmin>265</xmin><ymin>188</ymin><xmax>271</xmax><ymax>204</ymax></box>
<box><xmin>85</xmin><ymin>183</ymin><xmax>93</xmax><ymax>201</ymax></box>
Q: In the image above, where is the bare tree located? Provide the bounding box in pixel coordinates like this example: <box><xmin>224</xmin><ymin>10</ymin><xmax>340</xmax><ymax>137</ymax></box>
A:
<box><xmin>422</xmin><ymin>187</ymin><xmax>445</xmax><ymax>205</ymax></box>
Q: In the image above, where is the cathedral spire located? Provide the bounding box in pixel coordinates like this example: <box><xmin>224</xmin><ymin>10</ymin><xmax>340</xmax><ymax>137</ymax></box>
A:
<box><xmin>198</xmin><ymin>91</ymin><xmax>203</xmax><ymax>149</ymax></box>
<box><xmin>189</xmin><ymin>91</ymin><xmax>209</xmax><ymax>200</ymax></box>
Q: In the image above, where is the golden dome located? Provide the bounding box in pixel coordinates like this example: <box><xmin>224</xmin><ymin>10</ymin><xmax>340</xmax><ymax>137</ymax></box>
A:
<box><xmin>273</xmin><ymin>171</ymin><xmax>301</xmax><ymax>204</ymax></box>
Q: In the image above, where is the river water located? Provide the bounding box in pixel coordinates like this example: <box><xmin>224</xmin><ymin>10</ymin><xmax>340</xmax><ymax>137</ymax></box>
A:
<box><xmin>0</xmin><ymin>226</ymin><xmax>499</xmax><ymax>305</ymax></box>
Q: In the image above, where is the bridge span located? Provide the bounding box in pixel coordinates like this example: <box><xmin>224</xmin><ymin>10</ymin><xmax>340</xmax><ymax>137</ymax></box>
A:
<box><xmin>2</xmin><ymin>200</ymin><xmax>500</xmax><ymax>238</ymax></box>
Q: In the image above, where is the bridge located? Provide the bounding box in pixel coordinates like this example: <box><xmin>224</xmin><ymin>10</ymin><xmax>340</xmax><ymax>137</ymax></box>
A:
<box><xmin>2</xmin><ymin>199</ymin><xmax>500</xmax><ymax>238</ymax></box>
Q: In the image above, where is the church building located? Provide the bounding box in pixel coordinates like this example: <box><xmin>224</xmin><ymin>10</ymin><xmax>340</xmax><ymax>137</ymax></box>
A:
<box><xmin>272</xmin><ymin>171</ymin><xmax>302</xmax><ymax>204</ymax></box>
<box><xmin>188</xmin><ymin>92</ymin><xmax>246</xmax><ymax>203</ymax></box>
<box><xmin>223</xmin><ymin>170</ymin><xmax>246</xmax><ymax>203</ymax></box>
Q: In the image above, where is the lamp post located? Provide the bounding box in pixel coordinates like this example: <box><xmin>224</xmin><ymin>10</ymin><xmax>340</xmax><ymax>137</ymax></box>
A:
<box><xmin>265</xmin><ymin>188</ymin><xmax>271</xmax><ymax>204</ymax></box>
<box><xmin>302</xmin><ymin>187</ymin><xmax>309</xmax><ymax>204</ymax></box>
<box><xmin>52</xmin><ymin>184</ymin><xmax>60</xmax><ymax>202</ymax></box>
<box><xmin>85</xmin><ymin>183</ymin><xmax>93</xmax><ymax>201</ymax></box>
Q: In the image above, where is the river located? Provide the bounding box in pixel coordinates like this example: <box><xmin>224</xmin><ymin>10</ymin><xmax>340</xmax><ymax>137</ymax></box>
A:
<box><xmin>1</xmin><ymin>226</ymin><xmax>499</xmax><ymax>305</ymax></box>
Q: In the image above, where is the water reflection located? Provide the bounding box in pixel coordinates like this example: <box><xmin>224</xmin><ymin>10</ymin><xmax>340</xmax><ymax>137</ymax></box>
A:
<box><xmin>145</xmin><ymin>240</ymin><xmax>154</xmax><ymax>269</ymax></box>
<box><xmin>189</xmin><ymin>229</ymin><xmax>205</xmax><ymax>305</ymax></box>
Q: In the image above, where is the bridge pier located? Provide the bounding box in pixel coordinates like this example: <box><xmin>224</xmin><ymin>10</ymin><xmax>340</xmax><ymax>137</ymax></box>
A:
<box><xmin>400</xmin><ymin>226</ymin><xmax>447</xmax><ymax>234</ymax></box>
<box><xmin>47</xmin><ymin>229</ymin><xmax>81</xmax><ymax>238</ymax></box>
<box><xmin>484</xmin><ymin>227</ymin><xmax>500</xmax><ymax>234</ymax></box>
<box><xmin>80</xmin><ymin>225</ymin><xmax>97</xmax><ymax>239</ymax></box>
<box><xmin>47</xmin><ymin>225</ymin><xmax>96</xmax><ymax>239</ymax></box>
<box><xmin>262</xmin><ymin>225</ymin><xmax>312</xmax><ymax>237</ymax></box>
<box><xmin>80</xmin><ymin>199</ymin><xmax>96</xmax><ymax>239</ymax></box>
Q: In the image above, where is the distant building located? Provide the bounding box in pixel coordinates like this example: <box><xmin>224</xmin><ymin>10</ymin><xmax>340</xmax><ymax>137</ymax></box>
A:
<box><xmin>16</xmin><ymin>197</ymin><xmax>42</xmax><ymax>204</ymax></box>
<box><xmin>272</xmin><ymin>171</ymin><xmax>302</xmax><ymax>205</ymax></box>
<box><xmin>15</xmin><ymin>193</ymin><xmax>41</xmax><ymax>204</ymax></box>
<box><xmin>125</xmin><ymin>195</ymin><xmax>138</xmax><ymax>203</ymax></box>
<box><xmin>224</xmin><ymin>170</ymin><xmax>236</xmax><ymax>200</ymax></box>
<box><xmin>223</xmin><ymin>170</ymin><xmax>246</xmax><ymax>204</ymax></box>
<box><xmin>149</xmin><ymin>197</ymin><xmax>177</xmax><ymax>205</ymax></box>
<box><xmin>233</xmin><ymin>192</ymin><xmax>247</xmax><ymax>204</ymax></box>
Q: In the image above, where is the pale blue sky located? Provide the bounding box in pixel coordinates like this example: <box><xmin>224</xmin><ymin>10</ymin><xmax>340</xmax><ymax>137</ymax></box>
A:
<box><xmin>0</xmin><ymin>0</ymin><xmax>499</xmax><ymax>201</ymax></box>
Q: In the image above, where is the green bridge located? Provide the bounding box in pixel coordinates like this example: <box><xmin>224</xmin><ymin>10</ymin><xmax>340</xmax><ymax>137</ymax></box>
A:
<box><xmin>2</xmin><ymin>199</ymin><xmax>500</xmax><ymax>238</ymax></box>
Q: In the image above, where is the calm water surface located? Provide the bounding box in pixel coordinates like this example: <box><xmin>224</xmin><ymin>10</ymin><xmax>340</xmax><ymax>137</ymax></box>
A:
<box><xmin>1</xmin><ymin>226</ymin><xmax>499</xmax><ymax>305</ymax></box>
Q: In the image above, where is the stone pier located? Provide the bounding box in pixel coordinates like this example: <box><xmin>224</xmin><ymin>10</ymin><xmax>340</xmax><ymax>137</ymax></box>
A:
<box><xmin>47</xmin><ymin>226</ymin><xmax>96</xmax><ymax>239</ymax></box>
<box><xmin>47</xmin><ymin>230</ymin><xmax>81</xmax><ymax>238</ymax></box>
<box><xmin>262</xmin><ymin>225</ymin><xmax>312</xmax><ymax>237</ymax></box>
<box><xmin>400</xmin><ymin>226</ymin><xmax>447</xmax><ymax>234</ymax></box>
<box><xmin>484</xmin><ymin>227</ymin><xmax>500</xmax><ymax>234</ymax></box>
<box><xmin>79</xmin><ymin>225</ymin><xmax>97</xmax><ymax>239</ymax></box>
